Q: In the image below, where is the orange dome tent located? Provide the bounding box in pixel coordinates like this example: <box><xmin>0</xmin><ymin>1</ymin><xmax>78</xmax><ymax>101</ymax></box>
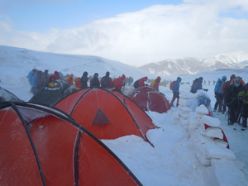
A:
<box><xmin>131</xmin><ymin>86</ymin><xmax>170</xmax><ymax>113</ymax></box>
<box><xmin>55</xmin><ymin>88</ymin><xmax>156</xmax><ymax>141</ymax></box>
<box><xmin>0</xmin><ymin>102</ymin><xmax>141</xmax><ymax>186</ymax></box>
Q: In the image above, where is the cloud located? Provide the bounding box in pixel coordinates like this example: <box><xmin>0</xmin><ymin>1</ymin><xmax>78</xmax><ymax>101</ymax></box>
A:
<box><xmin>1</xmin><ymin>1</ymin><xmax>248</xmax><ymax>66</ymax></box>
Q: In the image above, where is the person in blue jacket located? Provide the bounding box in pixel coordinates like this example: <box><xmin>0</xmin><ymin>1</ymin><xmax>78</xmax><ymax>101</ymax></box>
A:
<box><xmin>170</xmin><ymin>77</ymin><xmax>182</xmax><ymax>107</ymax></box>
<box><xmin>214</xmin><ymin>76</ymin><xmax>226</xmax><ymax>112</ymax></box>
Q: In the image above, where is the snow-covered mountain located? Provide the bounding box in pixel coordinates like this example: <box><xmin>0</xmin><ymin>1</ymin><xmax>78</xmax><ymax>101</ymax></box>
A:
<box><xmin>139</xmin><ymin>52</ymin><xmax>248</xmax><ymax>77</ymax></box>
<box><xmin>0</xmin><ymin>45</ymin><xmax>147</xmax><ymax>100</ymax></box>
<box><xmin>0</xmin><ymin>45</ymin><xmax>147</xmax><ymax>78</ymax></box>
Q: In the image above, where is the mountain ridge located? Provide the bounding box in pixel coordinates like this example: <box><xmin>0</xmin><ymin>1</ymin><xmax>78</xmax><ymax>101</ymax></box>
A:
<box><xmin>139</xmin><ymin>52</ymin><xmax>248</xmax><ymax>77</ymax></box>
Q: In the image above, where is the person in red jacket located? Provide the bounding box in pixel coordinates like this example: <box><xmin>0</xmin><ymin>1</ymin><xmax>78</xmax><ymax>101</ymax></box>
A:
<box><xmin>133</xmin><ymin>77</ymin><xmax>148</xmax><ymax>88</ymax></box>
<box><xmin>113</xmin><ymin>74</ymin><xmax>126</xmax><ymax>92</ymax></box>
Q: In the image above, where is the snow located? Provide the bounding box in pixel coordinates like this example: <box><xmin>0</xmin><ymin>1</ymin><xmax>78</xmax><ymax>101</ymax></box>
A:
<box><xmin>1</xmin><ymin>46</ymin><xmax>248</xmax><ymax>186</ymax></box>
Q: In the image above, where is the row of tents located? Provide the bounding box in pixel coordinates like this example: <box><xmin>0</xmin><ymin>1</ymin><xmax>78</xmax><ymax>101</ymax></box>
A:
<box><xmin>0</xmin><ymin>86</ymin><xmax>161</xmax><ymax>186</ymax></box>
<box><xmin>0</xmin><ymin>83</ymin><xmax>229</xmax><ymax>185</ymax></box>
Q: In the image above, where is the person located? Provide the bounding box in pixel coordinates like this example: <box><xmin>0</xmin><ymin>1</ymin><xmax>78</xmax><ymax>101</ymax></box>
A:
<box><xmin>225</xmin><ymin>77</ymin><xmax>244</xmax><ymax>125</ymax></box>
<box><xmin>74</xmin><ymin>77</ymin><xmax>82</xmax><ymax>90</ymax></box>
<box><xmin>80</xmin><ymin>71</ymin><xmax>89</xmax><ymax>89</ymax></box>
<box><xmin>65</xmin><ymin>74</ymin><xmax>74</xmax><ymax>86</ymax></box>
<box><xmin>101</xmin><ymin>71</ymin><xmax>113</xmax><ymax>89</ymax></box>
<box><xmin>125</xmin><ymin>76</ymin><xmax>134</xmax><ymax>86</ymax></box>
<box><xmin>190</xmin><ymin>77</ymin><xmax>203</xmax><ymax>93</ymax></box>
<box><xmin>214</xmin><ymin>76</ymin><xmax>226</xmax><ymax>112</ymax></box>
<box><xmin>112</xmin><ymin>74</ymin><xmax>126</xmax><ymax>92</ymax></box>
<box><xmin>238</xmin><ymin>83</ymin><xmax>248</xmax><ymax>129</ymax></box>
<box><xmin>90</xmin><ymin>73</ymin><xmax>100</xmax><ymax>88</ymax></box>
<box><xmin>151</xmin><ymin>76</ymin><xmax>161</xmax><ymax>91</ymax></box>
<box><xmin>222</xmin><ymin>74</ymin><xmax>236</xmax><ymax>113</ymax></box>
<box><xmin>133</xmin><ymin>77</ymin><xmax>148</xmax><ymax>88</ymax></box>
<box><xmin>43</xmin><ymin>69</ymin><xmax>49</xmax><ymax>88</ymax></box>
<box><xmin>27</xmin><ymin>68</ymin><xmax>39</xmax><ymax>95</ymax></box>
<box><xmin>49</xmin><ymin>70</ymin><xmax>60</xmax><ymax>82</ymax></box>
<box><xmin>170</xmin><ymin>77</ymin><xmax>182</xmax><ymax>107</ymax></box>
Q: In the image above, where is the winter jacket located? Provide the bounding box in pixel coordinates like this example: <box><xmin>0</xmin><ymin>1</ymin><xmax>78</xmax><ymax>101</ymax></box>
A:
<box><xmin>151</xmin><ymin>77</ymin><xmax>161</xmax><ymax>91</ymax></box>
<box><xmin>238</xmin><ymin>91</ymin><xmax>248</xmax><ymax>105</ymax></box>
<box><xmin>113</xmin><ymin>75</ymin><xmax>126</xmax><ymax>91</ymax></box>
<box><xmin>27</xmin><ymin>70</ymin><xmax>39</xmax><ymax>87</ymax></box>
<box><xmin>225</xmin><ymin>84</ymin><xmax>243</xmax><ymax>106</ymax></box>
<box><xmin>190</xmin><ymin>78</ymin><xmax>203</xmax><ymax>93</ymax></box>
<box><xmin>80</xmin><ymin>75</ymin><xmax>89</xmax><ymax>89</ymax></box>
<box><xmin>101</xmin><ymin>76</ymin><xmax>113</xmax><ymax>89</ymax></box>
<box><xmin>90</xmin><ymin>77</ymin><xmax>100</xmax><ymax>88</ymax></box>
<box><xmin>214</xmin><ymin>79</ymin><xmax>225</xmax><ymax>94</ymax></box>
<box><xmin>133</xmin><ymin>77</ymin><xmax>148</xmax><ymax>88</ymax></box>
<box><xmin>75</xmin><ymin>77</ymin><xmax>81</xmax><ymax>89</ymax></box>
<box><xmin>171</xmin><ymin>80</ymin><xmax>180</xmax><ymax>93</ymax></box>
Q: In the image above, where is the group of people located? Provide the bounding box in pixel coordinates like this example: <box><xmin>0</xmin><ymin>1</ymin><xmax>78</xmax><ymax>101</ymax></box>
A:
<box><xmin>27</xmin><ymin>69</ymin><xmax>248</xmax><ymax>129</ymax></box>
<box><xmin>133</xmin><ymin>76</ymin><xmax>161</xmax><ymax>91</ymax></box>
<box><xmin>27</xmin><ymin>69</ymin><xmax>134</xmax><ymax>96</ymax></box>
<box><xmin>214</xmin><ymin>74</ymin><xmax>248</xmax><ymax>128</ymax></box>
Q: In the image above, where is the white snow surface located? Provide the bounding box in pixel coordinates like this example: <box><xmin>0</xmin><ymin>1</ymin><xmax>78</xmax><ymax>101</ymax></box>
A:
<box><xmin>1</xmin><ymin>46</ymin><xmax>248</xmax><ymax>186</ymax></box>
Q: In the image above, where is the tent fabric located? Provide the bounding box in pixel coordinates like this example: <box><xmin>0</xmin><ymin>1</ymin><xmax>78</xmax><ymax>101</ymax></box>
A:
<box><xmin>93</xmin><ymin>109</ymin><xmax>110</xmax><ymax>126</ymax></box>
<box><xmin>0</xmin><ymin>102</ymin><xmax>141</xmax><ymax>186</ymax></box>
<box><xmin>55</xmin><ymin>88</ymin><xmax>156</xmax><ymax>141</ymax></box>
<box><xmin>131</xmin><ymin>86</ymin><xmax>170</xmax><ymax>113</ymax></box>
<box><xmin>204</xmin><ymin>124</ymin><xmax>229</xmax><ymax>148</ymax></box>
<box><xmin>0</xmin><ymin>86</ymin><xmax>21</xmax><ymax>103</ymax></box>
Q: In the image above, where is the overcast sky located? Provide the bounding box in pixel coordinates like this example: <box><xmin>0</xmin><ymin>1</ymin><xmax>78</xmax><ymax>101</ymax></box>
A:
<box><xmin>0</xmin><ymin>0</ymin><xmax>248</xmax><ymax>66</ymax></box>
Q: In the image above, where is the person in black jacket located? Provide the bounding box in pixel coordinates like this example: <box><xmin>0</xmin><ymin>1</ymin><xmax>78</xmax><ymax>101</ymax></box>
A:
<box><xmin>80</xmin><ymin>71</ymin><xmax>89</xmax><ymax>89</ymax></box>
<box><xmin>101</xmin><ymin>71</ymin><xmax>113</xmax><ymax>89</ymax></box>
<box><xmin>90</xmin><ymin>73</ymin><xmax>100</xmax><ymax>88</ymax></box>
<box><xmin>225</xmin><ymin>77</ymin><xmax>244</xmax><ymax>125</ymax></box>
<box><xmin>190</xmin><ymin>77</ymin><xmax>203</xmax><ymax>93</ymax></box>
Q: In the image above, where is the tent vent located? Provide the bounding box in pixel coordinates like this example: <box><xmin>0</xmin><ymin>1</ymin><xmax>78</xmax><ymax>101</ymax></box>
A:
<box><xmin>92</xmin><ymin>109</ymin><xmax>109</xmax><ymax>126</ymax></box>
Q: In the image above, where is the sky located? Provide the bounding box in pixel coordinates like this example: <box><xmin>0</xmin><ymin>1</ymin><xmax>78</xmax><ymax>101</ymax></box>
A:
<box><xmin>0</xmin><ymin>0</ymin><xmax>248</xmax><ymax>66</ymax></box>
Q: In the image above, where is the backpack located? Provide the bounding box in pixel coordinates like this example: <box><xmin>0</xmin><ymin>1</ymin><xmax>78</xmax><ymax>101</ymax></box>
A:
<box><xmin>133</xmin><ymin>81</ymin><xmax>139</xmax><ymax>88</ymax></box>
<box><xmin>170</xmin><ymin>81</ymin><xmax>176</xmax><ymax>90</ymax></box>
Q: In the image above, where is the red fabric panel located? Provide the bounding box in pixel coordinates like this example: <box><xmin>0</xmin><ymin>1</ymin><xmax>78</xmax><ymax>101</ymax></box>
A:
<box><xmin>131</xmin><ymin>87</ymin><xmax>170</xmax><ymax>113</ymax></box>
<box><xmin>114</xmin><ymin>92</ymin><xmax>156</xmax><ymax>139</ymax></box>
<box><xmin>148</xmin><ymin>92</ymin><xmax>170</xmax><ymax>113</ymax></box>
<box><xmin>30</xmin><ymin>115</ymin><xmax>77</xmax><ymax>186</ymax></box>
<box><xmin>0</xmin><ymin>108</ymin><xmax>43</xmax><ymax>186</ymax></box>
<box><xmin>56</xmin><ymin>89</ymin><xmax>89</xmax><ymax>114</ymax></box>
<box><xmin>78</xmin><ymin>134</ymin><xmax>139</xmax><ymax>186</ymax></box>
<box><xmin>131</xmin><ymin>87</ymin><xmax>153</xmax><ymax>111</ymax></box>
<box><xmin>69</xmin><ymin>89</ymin><xmax>141</xmax><ymax>139</ymax></box>
<box><xmin>204</xmin><ymin>124</ymin><xmax>229</xmax><ymax>148</ymax></box>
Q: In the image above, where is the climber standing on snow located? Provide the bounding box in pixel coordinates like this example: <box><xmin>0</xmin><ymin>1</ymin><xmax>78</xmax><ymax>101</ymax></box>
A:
<box><xmin>80</xmin><ymin>71</ymin><xmax>89</xmax><ymax>89</ymax></box>
<box><xmin>151</xmin><ymin>76</ymin><xmax>161</xmax><ymax>91</ymax></box>
<box><xmin>214</xmin><ymin>76</ymin><xmax>226</xmax><ymax>112</ymax></box>
<box><xmin>101</xmin><ymin>71</ymin><xmax>113</xmax><ymax>89</ymax></box>
<box><xmin>170</xmin><ymin>77</ymin><xmax>182</xmax><ymax>107</ymax></box>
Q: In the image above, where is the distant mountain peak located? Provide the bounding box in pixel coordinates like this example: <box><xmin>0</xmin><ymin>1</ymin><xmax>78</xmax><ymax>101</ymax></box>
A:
<box><xmin>139</xmin><ymin>52</ymin><xmax>248</xmax><ymax>77</ymax></box>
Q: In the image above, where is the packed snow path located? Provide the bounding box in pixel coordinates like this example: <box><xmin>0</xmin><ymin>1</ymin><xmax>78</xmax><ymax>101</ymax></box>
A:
<box><xmin>214</xmin><ymin>111</ymin><xmax>248</xmax><ymax>179</ymax></box>
<box><xmin>104</xmin><ymin>93</ymin><xmax>248</xmax><ymax>186</ymax></box>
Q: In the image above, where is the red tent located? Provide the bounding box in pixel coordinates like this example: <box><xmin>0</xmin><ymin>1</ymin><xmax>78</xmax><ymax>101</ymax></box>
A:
<box><xmin>131</xmin><ymin>86</ymin><xmax>170</xmax><ymax>113</ymax></box>
<box><xmin>0</xmin><ymin>102</ymin><xmax>141</xmax><ymax>186</ymax></box>
<box><xmin>55</xmin><ymin>88</ymin><xmax>156</xmax><ymax>141</ymax></box>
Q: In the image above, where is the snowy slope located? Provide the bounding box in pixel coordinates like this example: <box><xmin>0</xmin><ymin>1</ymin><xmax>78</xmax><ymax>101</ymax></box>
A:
<box><xmin>0</xmin><ymin>45</ymin><xmax>148</xmax><ymax>100</ymax></box>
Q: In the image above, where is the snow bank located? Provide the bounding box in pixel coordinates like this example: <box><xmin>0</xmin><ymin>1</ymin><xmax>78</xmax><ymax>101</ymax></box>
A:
<box><xmin>184</xmin><ymin>104</ymin><xmax>246</xmax><ymax>185</ymax></box>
